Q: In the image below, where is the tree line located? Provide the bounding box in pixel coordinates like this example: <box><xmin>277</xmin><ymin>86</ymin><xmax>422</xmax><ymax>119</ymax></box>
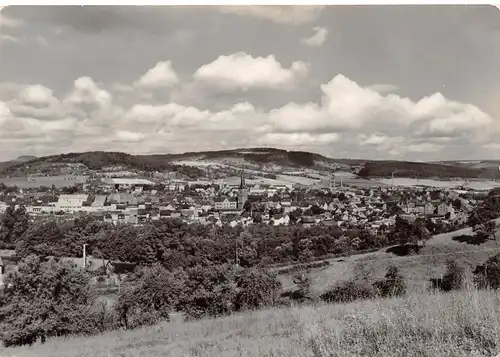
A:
<box><xmin>1</xmin><ymin>208</ymin><xmax>465</xmax><ymax>269</ymax></box>
<box><xmin>0</xmin><ymin>255</ymin><xmax>283</xmax><ymax>347</ymax></box>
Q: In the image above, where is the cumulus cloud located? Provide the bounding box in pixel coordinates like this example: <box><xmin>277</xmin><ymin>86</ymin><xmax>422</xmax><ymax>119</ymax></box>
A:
<box><xmin>18</xmin><ymin>84</ymin><xmax>56</xmax><ymax>105</ymax></box>
<box><xmin>0</xmin><ymin>68</ymin><xmax>499</xmax><ymax>161</ymax></box>
<box><xmin>217</xmin><ymin>6</ymin><xmax>324</xmax><ymax>25</ymax></box>
<box><xmin>301</xmin><ymin>26</ymin><xmax>328</xmax><ymax>47</ymax></box>
<box><xmin>65</xmin><ymin>77</ymin><xmax>112</xmax><ymax>107</ymax></box>
<box><xmin>258</xmin><ymin>132</ymin><xmax>340</xmax><ymax>147</ymax></box>
<box><xmin>134</xmin><ymin>61</ymin><xmax>179</xmax><ymax>89</ymax></box>
<box><xmin>194</xmin><ymin>52</ymin><xmax>309</xmax><ymax>91</ymax></box>
<box><xmin>367</xmin><ymin>84</ymin><xmax>400</xmax><ymax>94</ymax></box>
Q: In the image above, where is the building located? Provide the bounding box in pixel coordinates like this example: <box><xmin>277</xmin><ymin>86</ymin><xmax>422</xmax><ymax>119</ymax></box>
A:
<box><xmin>237</xmin><ymin>169</ymin><xmax>248</xmax><ymax>210</ymax></box>
<box><xmin>214</xmin><ymin>198</ymin><xmax>238</xmax><ymax>211</ymax></box>
<box><xmin>25</xmin><ymin>175</ymin><xmax>89</xmax><ymax>188</ymax></box>
<box><xmin>103</xmin><ymin>178</ymin><xmax>155</xmax><ymax>191</ymax></box>
<box><xmin>55</xmin><ymin>194</ymin><xmax>90</xmax><ymax>213</ymax></box>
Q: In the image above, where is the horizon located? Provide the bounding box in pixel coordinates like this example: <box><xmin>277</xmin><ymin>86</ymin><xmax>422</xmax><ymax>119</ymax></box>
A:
<box><xmin>1</xmin><ymin>6</ymin><xmax>500</xmax><ymax>162</ymax></box>
<box><xmin>2</xmin><ymin>146</ymin><xmax>499</xmax><ymax>164</ymax></box>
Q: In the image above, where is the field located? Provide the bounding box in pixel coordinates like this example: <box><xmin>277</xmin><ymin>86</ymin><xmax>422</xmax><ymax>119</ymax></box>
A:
<box><xmin>378</xmin><ymin>177</ymin><xmax>500</xmax><ymax>191</ymax></box>
<box><xmin>3</xmin><ymin>287</ymin><xmax>500</xmax><ymax>357</ymax></box>
<box><xmin>2</xmin><ymin>221</ymin><xmax>500</xmax><ymax>356</ymax></box>
<box><xmin>278</xmin><ymin>219</ymin><xmax>500</xmax><ymax>294</ymax></box>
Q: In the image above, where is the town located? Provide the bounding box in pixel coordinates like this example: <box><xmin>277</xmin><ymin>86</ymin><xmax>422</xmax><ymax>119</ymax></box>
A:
<box><xmin>0</xmin><ymin>169</ymin><xmax>482</xmax><ymax>231</ymax></box>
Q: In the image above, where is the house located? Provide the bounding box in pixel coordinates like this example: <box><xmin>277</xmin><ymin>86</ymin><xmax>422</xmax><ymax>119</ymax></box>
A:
<box><xmin>214</xmin><ymin>198</ymin><xmax>238</xmax><ymax>211</ymax></box>
<box><xmin>437</xmin><ymin>202</ymin><xmax>451</xmax><ymax>216</ymax></box>
<box><xmin>92</xmin><ymin>195</ymin><xmax>107</xmax><ymax>208</ymax></box>
<box><xmin>0</xmin><ymin>254</ymin><xmax>21</xmax><ymax>286</ymax></box>
<box><xmin>55</xmin><ymin>194</ymin><xmax>90</xmax><ymax>213</ymax></box>
<box><xmin>103</xmin><ymin>178</ymin><xmax>154</xmax><ymax>191</ymax></box>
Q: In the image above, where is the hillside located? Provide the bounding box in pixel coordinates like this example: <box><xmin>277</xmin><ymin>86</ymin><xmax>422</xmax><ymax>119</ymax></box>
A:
<box><xmin>278</xmin><ymin>218</ymin><xmax>500</xmax><ymax>294</ymax></box>
<box><xmin>2</xmin><ymin>221</ymin><xmax>500</xmax><ymax>357</ymax></box>
<box><xmin>0</xmin><ymin>152</ymin><xmax>204</xmax><ymax>178</ymax></box>
<box><xmin>0</xmin><ymin>156</ymin><xmax>37</xmax><ymax>171</ymax></box>
<box><xmin>1</xmin><ymin>287</ymin><xmax>499</xmax><ymax>357</ymax></box>
<box><xmin>358</xmin><ymin>160</ymin><xmax>500</xmax><ymax>179</ymax></box>
<box><xmin>149</xmin><ymin>147</ymin><xmax>334</xmax><ymax>167</ymax></box>
<box><xmin>1</xmin><ymin>148</ymin><xmax>498</xmax><ymax>180</ymax></box>
<box><xmin>0</xmin><ymin>148</ymin><xmax>344</xmax><ymax>178</ymax></box>
<box><xmin>428</xmin><ymin>160</ymin><xmax>500</xmax><ymax>170</ymax></box>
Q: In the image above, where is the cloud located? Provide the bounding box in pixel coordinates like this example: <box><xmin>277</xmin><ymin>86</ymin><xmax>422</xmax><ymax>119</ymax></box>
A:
<box><xmin>267</xmin><ymin>75</ymin><xmax>498</xmax><ymax>145</ymax></box>
<box><xmin>258</xmin><ymin>132</ymin><xmax>340</xmax><ymax>147</ymax></box>
<box><xmin>0</xmin><ymin>34</ymin><xmax>17</xmax><ymax>44</ymax></box>
<box><xmin>301</xmin><ymin>26</ymin><xmax>328</xmax><ymax>47</ymax></box>
<box><xmin>0</xmin><ymin>14</ymin><xmax>22</xmax><ymax>28</ymax></box>
<box><xmin>217</xmin><ymin>6</ymin><xmax>324</xmax><ymax>25</ymax></box>
<box><xmin>193</xmin><ymin>52</ymin><xmax>309</xmax><ymax>91</ymax></box>
<box><xmin>134</xmin><ymin>61</ymin><xmax>179</xmax><ymax>89</ymax></box>
<box><xmin>0</xmin><ymin>68</ymin><xmax>499</xmax><ymax>161</ymax></box>
<box><xmin>367</xmin><ymin>84</ymin><xmax>400</xmax><ymax>94</ymax></box>
<box><xmin>18</xmin><ymin>84</ymin><xmax>56</xmax><ymax>105</ymax></box>
<box><xmin>35</xmin><ymin>35</ymin><xmax>48</xmax><ymax>46</ymax></box>
<box><xmin>64</xmin><ymin>77</ymin><xmax>112</xmax><ymax>107</ymax></box>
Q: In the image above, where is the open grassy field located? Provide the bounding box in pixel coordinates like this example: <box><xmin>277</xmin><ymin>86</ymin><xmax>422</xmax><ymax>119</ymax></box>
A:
<box><xmin>278</xmin><ymin>219</ymin><xmax>500</xmax><ymax>294</ymax></box>
<box><xmin>2</xmin><ymin>286</ymin><xmax>500</xmax><ymax>357</ymax></box>
<box><xmin>2</xmin><ymin>221</ymin><xmax>500</xmax><ymax>356</ymax></box>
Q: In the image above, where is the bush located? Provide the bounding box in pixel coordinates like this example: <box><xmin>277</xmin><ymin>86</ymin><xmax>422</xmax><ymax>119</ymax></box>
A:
<box><xmin>320</xmin><ymin>280</ymin><xmax>375</xmax><ymax>304</ymax></box>
<box><xmin>373</xmin><ymin>265</ymin><xmax>407</xmax><ymax>298</ymax></box>
<box><xmin>116</xmin><ymin>264</ymin><xmax>187</xmax><ymax>330</ymax></box>
<box><xmin>234</xmin><ymin>268</ymin><xmax>282</xmax><ymax>311</ymax></box>
<box><xmin>473</xmin><ymin>253</ymin><xmax>500</xmax><ymax>290</ymax></box>
<box><xmin>282</xmin><ymin>271</ymin><xmax>314</xmax><ymax>304</ymax></box>
<box><xmin>178</xmin><ymin>264</ymin><xmax>239</xmax><ymax>320</ymax></box>
<box><xmin>430</xmin><ymin>260</ymin><xmax>465</xmax><ymax>292</ymax></box>
<box><xmin>0</xmin><ymin>255</ymin><xmax>99</xmax><ymax>347</ymax></box>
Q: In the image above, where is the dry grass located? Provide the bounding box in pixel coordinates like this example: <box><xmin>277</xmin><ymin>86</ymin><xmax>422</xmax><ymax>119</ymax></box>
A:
<box><xmin>3</xmin><ymin>224</ymin><xmax>500</xmax><ymax>357</ymax></box>
<box><xmin>2</xmin><ymin>284</ymin><xmax>500</xmax><ymax>357</ymax></box>
<box><xmin>279</xmin><ymin>223</ymin><xmax>500</xmax><ymax>294</ymax></box>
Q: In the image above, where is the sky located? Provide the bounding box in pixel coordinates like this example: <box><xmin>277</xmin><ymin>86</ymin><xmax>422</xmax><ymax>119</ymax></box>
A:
<box><xmin>0</xmin><ymin>5</ymin><xmax>500</xmax><ymax>162</ymax></box>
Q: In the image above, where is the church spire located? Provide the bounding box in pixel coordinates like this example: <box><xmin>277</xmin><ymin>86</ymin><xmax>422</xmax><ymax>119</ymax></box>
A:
<box><xmin>240</xmin><ymin>163</ymin><xmax>245</xmax><ymax>189</ymax></box>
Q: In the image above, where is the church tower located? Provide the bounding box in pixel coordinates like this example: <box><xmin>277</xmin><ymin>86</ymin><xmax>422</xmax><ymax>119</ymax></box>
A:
<box><xmin>237</xmin><ymin>166</ymin><xmax>248</xmax><ymax>210</ymax></box>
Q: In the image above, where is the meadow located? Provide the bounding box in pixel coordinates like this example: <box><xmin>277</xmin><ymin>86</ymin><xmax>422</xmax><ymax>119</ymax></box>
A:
<box><xmin>2</xmin><ymin>284</ymin><xmax>500</xmax><ymax>357</ymax></box>
<box><xmin>2</xmin><ymin>216</ymin><xmax>500</xmax><ymax>357</ymax></box>
<box><xmin>278</xmin><ymin>220</ymin><xmax>500</xmax><ymax>294</ymax></box>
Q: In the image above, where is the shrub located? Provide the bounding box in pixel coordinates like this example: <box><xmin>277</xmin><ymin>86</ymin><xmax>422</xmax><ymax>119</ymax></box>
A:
<box><xmin>282</xmin><ymin>271</ymin><xmax>314</xmax><ymax>304</ymax></box>
<box><xmin>178</xmin><ymin>264</ymin><xmax>239</xmax><ymax>320</ymax></box>
<box><xmin>430</xmin><ymin>260</ymin><xmax>465</xmax><ymax>292</ymax></box>
<box><xmin>373</xmin><ymin>265</ymin><xmax>407</xmax><ymax>298</ymax></box>
<box><xmin>234</xmin><ymin>268</ymin><xmax>282</xmax><ymax>311</ymax></box>
<box><xmin>0</xmin><ymin>255</ymin><xmax>99</xmax><ymax>347</ymax></box>
<box><xmin>116</xmin><ymin>264</ymin><xmax>187</xmax><ymax>330</ymax></box>
<box><xmin>320</xmin><ymin>280</ymin><xmax>375</xmax><ymax>304</ymax></box>
<box><xmin>473</xmin><ymin>253</ymin><xmax>500</xmax><ymax>290</ymax></box>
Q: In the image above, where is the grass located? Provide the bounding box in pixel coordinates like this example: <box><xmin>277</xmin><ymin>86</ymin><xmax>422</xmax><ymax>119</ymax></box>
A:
<box><xmin>3</xmin><ymin>223</ymin><xmax>500</xmax><ymax>356</ymax></box>
<box><xmin>278</xmin><ymin>221</ymin><xmax>500</xmax><ymax>295</ymax></box>
<box><xmin>2</xmin><ymin>283</ymin><xmax>500</xmax><ymax>357</ymax></box>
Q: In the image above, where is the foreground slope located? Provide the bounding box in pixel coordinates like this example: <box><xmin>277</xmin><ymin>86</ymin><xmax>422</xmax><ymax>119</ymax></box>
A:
<box><xmin>279</xmin><ymin>219</ymin><xmax>500</xmax><ymax>294</ymax></box>
<box><xmin>2</xmin><ymin>288</ymin><xmax>500</xmax><ymax>357</ymax></box>
<box><xmin>2</xmin><ymin>222</ymin><xmax>500</xmax><ymax>357</ymax></box>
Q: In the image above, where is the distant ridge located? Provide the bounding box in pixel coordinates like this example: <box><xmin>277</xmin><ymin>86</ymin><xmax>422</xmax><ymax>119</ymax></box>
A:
<box><xmin>0</xmin><ymin>148</ymin><xmax>499</xmax><ymax>179</ymax></box>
